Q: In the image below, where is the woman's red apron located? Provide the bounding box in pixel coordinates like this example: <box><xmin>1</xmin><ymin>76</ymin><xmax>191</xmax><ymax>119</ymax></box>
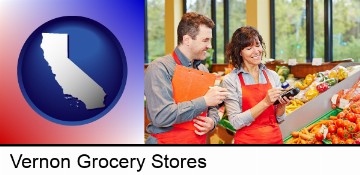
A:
<box><xmin>151</xmin><ymin>51</ymin><xmax>207</xmax><ymax>144</ymax></box>
<box><xmin>234</xmin><ymin>70</ymin><xmax>283</xmax><ymax>144</ymax></box>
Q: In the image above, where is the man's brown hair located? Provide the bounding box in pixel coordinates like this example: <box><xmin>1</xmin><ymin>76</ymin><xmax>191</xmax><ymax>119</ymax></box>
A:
<box><xmin>177</xmin><ymin>12</ymin><xmax>215</xmax><ymax>45</ymax></box>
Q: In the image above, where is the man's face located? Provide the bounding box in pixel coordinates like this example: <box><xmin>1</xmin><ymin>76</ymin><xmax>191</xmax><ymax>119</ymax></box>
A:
<box><xmin>188</xmin><ymin>25</ymin><xmax>212</xmax><ymax>60</ymax></box>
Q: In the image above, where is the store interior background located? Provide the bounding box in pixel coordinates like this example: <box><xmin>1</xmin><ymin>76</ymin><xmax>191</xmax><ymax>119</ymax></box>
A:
<box><xmin>144</xmin><ymin>0</ymin><xmax>360</xmax><ymax>144</ymax></box>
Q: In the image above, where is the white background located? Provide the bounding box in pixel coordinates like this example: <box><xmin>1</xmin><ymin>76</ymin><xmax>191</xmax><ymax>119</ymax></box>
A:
<box><xmin>1</xmin><ymin>146</ymin><xmax>359</xmax><ymax>174</ymax></box>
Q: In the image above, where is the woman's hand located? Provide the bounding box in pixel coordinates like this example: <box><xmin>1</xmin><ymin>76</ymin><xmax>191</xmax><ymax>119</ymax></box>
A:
<box><xmin>275</xmin><ymin>96</ymin><xmax>293</xmax><ymax>117</ymax></box>
<box><xmin>276</xmin><ymin>96</ymin><xmax>292</xmax><ymax>108</ymax></box>
<box><xmin>263</xmin><ymin>88</ymin><xmax>283</xmax><ymax>106</ymax></box>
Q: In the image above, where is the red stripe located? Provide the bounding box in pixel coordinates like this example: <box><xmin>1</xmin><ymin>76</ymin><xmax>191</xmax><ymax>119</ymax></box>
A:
<box><xmin>172</xmin><ymin>51</ymin><xmax>181</xmax><ymax>65</ymax></box>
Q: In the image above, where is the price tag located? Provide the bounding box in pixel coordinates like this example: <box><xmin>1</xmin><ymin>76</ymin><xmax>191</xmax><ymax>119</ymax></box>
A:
<box><xmin>312</xmin><ymin>58</ymin><xmax>323</xmax><ymax>66</ymax></box>
<box><xmin>288</xmin><ymin>59</ymin><xmax>297</xmax><ymax>66</ymax></box>
<box><xmin>331</xmin><ymin>94</ymin><xmax>338</xmax><ymax>105</ymax></box>
<box><xmin>319</xmin><ymin>124</ymin><xmax>328</xmax><ymax>140</ymax></box>
<box><xmin>339</xmin><ymin>98</ymin><xmax>350</xmax><ymax>109</ymax></box>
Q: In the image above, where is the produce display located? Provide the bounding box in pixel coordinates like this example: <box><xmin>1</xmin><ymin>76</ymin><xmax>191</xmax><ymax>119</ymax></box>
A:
<box><xmin>285</xmin><ymin>106</ymin><xmax>360</xmax><ymax>144</ymax></box>
<box><xmin>325</xmin><ymin>107</ymin><xmax>360</xmax><ymax>144</ymax></box>
<box><xmin>331</xmin><ymin>80</ymin><xmax>360</xmax><ymax>109</ymax></box>
<box><xmin>285</xmin><ymin>99</ymin><xmax>304</xmax><ymax>115</ymax></box>
<box><xmin>284</xmin><ymin>66</ymin><xmax>353</xmax><ymax>115</ymax></box>
<box><xmin>285</xmin><ymin>78</ymin><xmax>360</xmax><ymax>144</ymax></box>
<box><xmin>213</xmin><ymin>63</ymin><xmax>360</xmax><ymax>144</ymax></box>
<box><xmin>294</xmin><ymin>67</ymin><xmax>348</xmax><ymax>102</ymax></box>
<box><xmin>285</xmin><ymin>119</ymin><xmax>333</xmax><ymax>144</ymax></box>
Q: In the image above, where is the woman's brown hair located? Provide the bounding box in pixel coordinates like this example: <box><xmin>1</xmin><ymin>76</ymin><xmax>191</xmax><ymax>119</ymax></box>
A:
<box><xmin>225</xmin><ymin>26</ymin><xmax>266</xmax><ymax>68</ymax></box>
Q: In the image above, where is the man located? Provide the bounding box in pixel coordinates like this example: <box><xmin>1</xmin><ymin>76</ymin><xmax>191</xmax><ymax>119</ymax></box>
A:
<box><xmin>144</xmin><ymin>12</ymin><xmax>228</xmax><ymax>144</ymax></box>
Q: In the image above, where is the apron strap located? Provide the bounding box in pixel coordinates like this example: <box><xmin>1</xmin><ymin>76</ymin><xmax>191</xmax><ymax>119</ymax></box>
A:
<box><xmin>238</xmin><ymin>69</ymin><xmax>270</xmax><ymax>86</ymax></box>
<box><xmin>172</xmin><ymin>51</ymin><xmax>181</xmax><ymax>65</ymax></box>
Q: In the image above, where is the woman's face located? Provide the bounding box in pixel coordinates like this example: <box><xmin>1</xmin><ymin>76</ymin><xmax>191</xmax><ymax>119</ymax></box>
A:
<box><xmin>240</xmin><ymin>37</ymin><xmax>263</xmax><ymax>66</ymax></box>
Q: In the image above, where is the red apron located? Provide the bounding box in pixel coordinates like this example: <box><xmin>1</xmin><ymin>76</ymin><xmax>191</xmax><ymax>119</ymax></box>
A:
<box><xmin>151</xmin><ymin>51</ymin><xmax>207</xmax><ymax>144</ymax></box>
<box><xmin>234</xmin><ymin>70</ymin><xmax>283</xmax><ymax>144</ymax></box>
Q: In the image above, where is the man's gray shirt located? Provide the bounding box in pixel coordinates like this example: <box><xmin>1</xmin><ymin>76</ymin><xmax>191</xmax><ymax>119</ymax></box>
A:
<box><xmin>144</xmin><ymin>47</ymin><xmax>219</xmax><ymax>143</ymax></box>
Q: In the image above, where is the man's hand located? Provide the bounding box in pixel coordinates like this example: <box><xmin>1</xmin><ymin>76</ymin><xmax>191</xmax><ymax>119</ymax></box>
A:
<box><xmin>204</xmin><ymin>86</ymin><xmax>228</xmax><ymax>107</ymax></box>
<box><xmin>193</xmin><ymin>116</ymin><xmax>214</xmax><ymax>136</ymax></box>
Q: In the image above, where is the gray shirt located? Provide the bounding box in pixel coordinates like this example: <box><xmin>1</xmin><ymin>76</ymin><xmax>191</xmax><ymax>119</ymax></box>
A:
<box><xmin>144</xmin><ymin>47</ymin><xmax>219</xmax><ymax>140</ymax></box>
<box><xmin>221</xmin><ymin>63</ymin><xmax>286</xmax><ymax>130</ymax></box>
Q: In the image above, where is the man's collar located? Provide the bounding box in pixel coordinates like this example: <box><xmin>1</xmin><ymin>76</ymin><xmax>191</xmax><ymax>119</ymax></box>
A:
<box><xmin>174</xmin><ymin>47</ymin><xmax>193</xmax><ymax>67</ymax></box>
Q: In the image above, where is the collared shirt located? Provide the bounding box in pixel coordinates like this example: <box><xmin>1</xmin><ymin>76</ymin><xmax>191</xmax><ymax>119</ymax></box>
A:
<box><xmin>221</xmin><ymin>64</ymin><xmax>286</xmax><ymax>130</ymax></box>
<box><xmin>144</xmin><ymin>47</ymin><xmax>220</xmax><ymax>136</ymax></box>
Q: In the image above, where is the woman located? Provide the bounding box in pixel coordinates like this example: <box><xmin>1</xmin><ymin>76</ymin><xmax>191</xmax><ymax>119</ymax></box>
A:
<box><xmin>222</xmin><ymin>26</ymin><xmax>290</xmax><ymax>144</ymax></box>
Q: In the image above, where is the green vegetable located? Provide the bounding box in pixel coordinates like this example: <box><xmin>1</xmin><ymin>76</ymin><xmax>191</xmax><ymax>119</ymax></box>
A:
<box><xmin>316</xmin><ymin>72</ymin><xmax>324</xmax><ymax>78</ymax></box>
<box><xmin>279</xmin><ymin>75</ymin><xmax>285</xmax><ymax>83</ymax></box>
<box><xmin>277</xmin><ymin>66</ymin><xmax>290</xmax><ymax>79</ymax></box>
<box><xmin>320</xmin><ymin>76</ymin><xmax>329</xmax><ymax>82</ymax></box>
<box><xmin>325</xmin><ymin>78</ymin><xmax>337</xmax><ymax>86</ymax></box>
<box><xmin>275</xmin><ymin>65</ymin><xmax>281</xmax><ymax>73</ymax></box>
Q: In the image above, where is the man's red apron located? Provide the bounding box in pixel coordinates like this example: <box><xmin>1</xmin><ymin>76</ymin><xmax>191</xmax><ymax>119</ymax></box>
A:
<box><xmin>234</xmin><ymin>70</ymin><xmax>283</xmax><ymax>144</ymax></box>
<box><xmin>151</xmin><ymin>51</ymin><xmax>207</xmax><ymax>144</ymax></box>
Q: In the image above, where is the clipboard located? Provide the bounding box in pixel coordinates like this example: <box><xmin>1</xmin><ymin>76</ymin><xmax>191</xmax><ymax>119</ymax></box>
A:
<box><xmin>172</xmin><ymin>65</ymin><xmax>216</xmax><ymax>130</ymax></box>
